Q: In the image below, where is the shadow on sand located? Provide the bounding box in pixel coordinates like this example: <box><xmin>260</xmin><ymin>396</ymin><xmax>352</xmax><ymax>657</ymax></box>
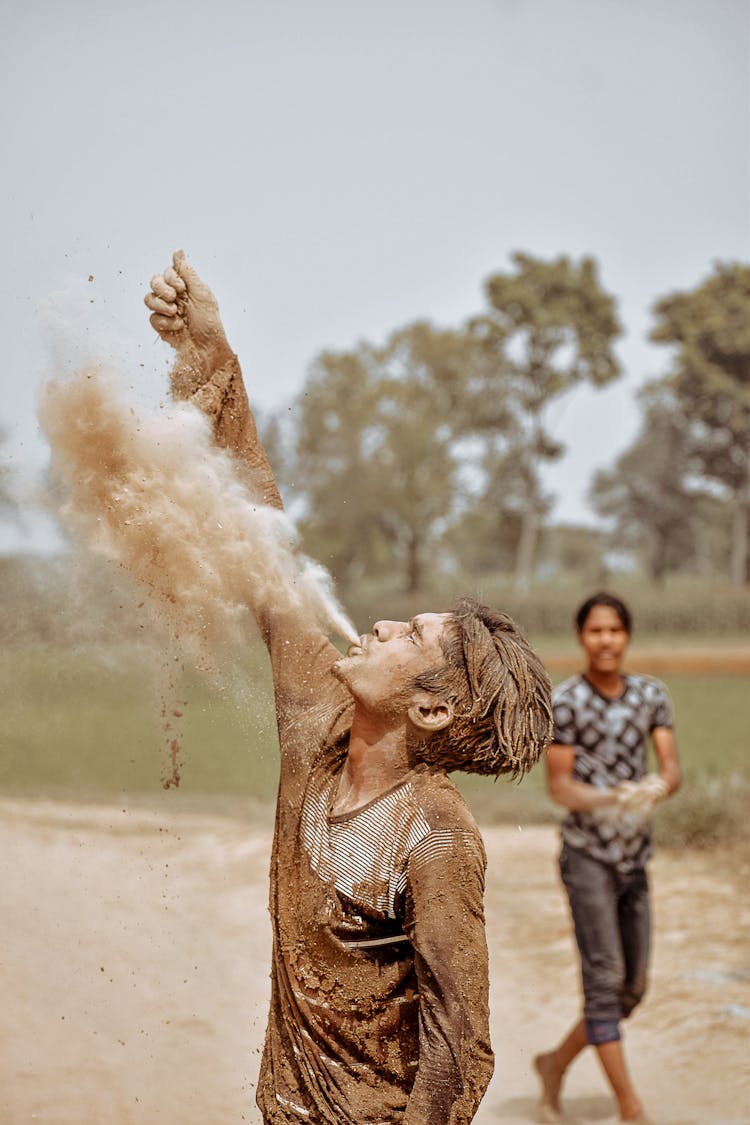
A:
<box><xmin>493</xmin><ymin>1092</ymin><xmax>616</xmax><ymax>1123</ymax></box>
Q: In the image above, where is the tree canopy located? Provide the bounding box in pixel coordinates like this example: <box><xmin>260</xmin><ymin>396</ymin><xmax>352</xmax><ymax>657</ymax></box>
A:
<box><xmin>291</xmin><ymin>331</ymin><xmax>460</xmax><ymax>593</ymax></box>
<box><xmin>650</xmin><ymin>262</ymin><xmax>750</xmax><ymax>584</ymax></box>
<box><xmin>272</xmin><ymin>254</ymin><xmax>748</xmax><ymax>594</ymax></box>
<box><xmin>590</xmin><ymin>391</ymin><xmax>712</xmax><ymax>582</ymax></box>
<box><xmin>471</xmin><ymin>252</ymin><xmax>623</xmax><ymax>587</ymax></box>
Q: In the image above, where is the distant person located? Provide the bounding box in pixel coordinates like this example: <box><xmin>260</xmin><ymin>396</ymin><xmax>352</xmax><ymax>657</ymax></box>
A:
<box><xmin>145</xmin><ymin>252</ymin><xmax>553</xmax><ymax>1125</ymax></box>
<box><xmin>533</xmin><ymin>592</ymin><xmax>681</xmax><ymax>1124</ymax></box>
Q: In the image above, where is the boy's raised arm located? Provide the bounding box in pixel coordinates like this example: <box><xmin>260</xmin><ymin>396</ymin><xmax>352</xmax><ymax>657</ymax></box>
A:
<box><xmin>145</xmin><ymin>250</ymin><xmax>282</xmax><ymax>510</ymax></box>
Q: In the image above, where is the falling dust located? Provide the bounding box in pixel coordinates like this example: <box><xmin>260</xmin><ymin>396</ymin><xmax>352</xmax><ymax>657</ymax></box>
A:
<box><xmin>37</xmin><ymin>365</ymin><xmax>359</xmax><ymax>786</ymax></box>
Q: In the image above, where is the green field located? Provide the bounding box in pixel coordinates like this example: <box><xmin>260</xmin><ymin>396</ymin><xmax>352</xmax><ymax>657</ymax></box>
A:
<box><xmin>0</xmin><ymin>642</ymin><xmax>280</xmax><ymax>800</ymax></box>
<box><xmin>1</xmin><ymin>640</ymin><xmax>747</xmax><ymax>845</ymax></box>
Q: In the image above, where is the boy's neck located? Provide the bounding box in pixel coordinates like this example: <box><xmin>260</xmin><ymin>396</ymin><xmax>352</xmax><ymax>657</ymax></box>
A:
<box><xmin>585</xmin><ymin>666</ymin><xmax>625</xmax><ymax>698</ymax></box>
<box><xmin>332</xmin><ymin>709</ymin><xmax>412</xmax><ymax>817</ymax></box>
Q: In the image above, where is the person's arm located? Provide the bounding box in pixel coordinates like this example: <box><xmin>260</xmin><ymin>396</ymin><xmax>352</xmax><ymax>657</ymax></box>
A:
<box><xmin>651</xmin><ymin>726</ymin><xmax>681</xmax><ymax>795</ymax></box>
<box><xmin>613</xmin><ymin>726</ymin><xmax>681</xmax><ymax>812</ymax></box>
<box><xmin>613</xmin><ymin>686</ymin><xmax>682</xmax><ymax>813</ymax></box>
<box><xmin>145</xmin><ymin>250</ymin><xmax>282</xmax><ymax>508</ymax></box>
<box><xmin>402</xmin><ymin>829</ymin><xmax>494</xmax><ymax>1125</ymax></box>
<box><xmin>545</xmin><ymin>743</ymin><xmax>619</xmax><ymax>812</ymax></box>
<box><xmin>611</xmin><ymin>729</ymin><xmax>683</xmax><ymax>819</ymax></box>
<box><xmin>144</xmin><ymin>253</ymin><xmax>348</xmax><ymax>753</ymax></box>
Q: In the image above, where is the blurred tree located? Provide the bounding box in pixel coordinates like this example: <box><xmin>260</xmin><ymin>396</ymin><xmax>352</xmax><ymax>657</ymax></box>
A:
<box><xmin>375</xmin><ymin>322</ymin><xmax>501</xmax><ymax>590</ymax></box>
<box><xmin>290</xmin><ymin>346</ymin><xmax>385</xmax><ymax>589</ymax></box>
<box><xmin>367</xmin><ymin>374</ymin><xmax>456</xmax><ymax>593</ymax></box>
<box><xmin>537</xmin><ymin>523</ymin><xmax>608</xmax><ymax>584</ymax></box>
<box><xmin>590</xmin><ymin>394</ymin><xmax>710</xmax><ymax>582</ymax></box>
<box><xmin>284</xmin><ymin>256</ymin><xmax>622</xmax><ymax>593</ymax></box>
<box><xmin>473</xmin><ymin>252</ymin><xmax>623</xmax><ymax>590</ymax></box>
<box><xmin>381</xmin><ymin>322</ymin><xmax>522</xmax><ymax>580</ymax></box>
<box><xmin>383</xmin><ymin>319</ymin><xmax>513</xmax><ymax>434</ymax></box>
<box><xmin>291</xmin><ymin>333</ymin><xmax>459</xmax><ymax>593</ymax></box>
<box><xmin>440</xmin><ymin>440</ymin><xmax>544</xmax><ymax>576</ymax></box>
<box><xmin>650</xmin><ymin>262</ymin><xmax>750</xmax><ymax>585</ymax></box>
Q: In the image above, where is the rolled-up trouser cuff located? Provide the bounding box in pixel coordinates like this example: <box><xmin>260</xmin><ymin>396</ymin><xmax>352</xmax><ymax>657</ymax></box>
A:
<box><xmin>585</xmin><ymin>1017</ymin><xmax>621</xmax><ymax>1045</ymax></box>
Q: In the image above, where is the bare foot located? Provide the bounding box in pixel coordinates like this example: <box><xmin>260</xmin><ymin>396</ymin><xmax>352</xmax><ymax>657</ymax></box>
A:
<box><xmin>533</xmin><ymin>1051</ymin><xmax>564</xmax><ymax>1121</ymax></box>
<box><xmin>617</xmin><ymin>1095</ymin><xmax>651</xmax><ymax>1122</ymax></box>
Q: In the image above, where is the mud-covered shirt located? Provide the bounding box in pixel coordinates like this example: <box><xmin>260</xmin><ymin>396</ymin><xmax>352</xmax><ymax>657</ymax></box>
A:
<box><xmin>182</xmin><ymin>350</ymin><xmax>493</xmax><ymax>1124</ymax></box>
<box><xmin>255</xmin><ymin>616</ymin><xmax>493</xmax><ymax>1125</ymax></box>
<box><xmin>552</xmin><ymin>674</ymin><xmax>673</xmax><ymax>873</ymax></box>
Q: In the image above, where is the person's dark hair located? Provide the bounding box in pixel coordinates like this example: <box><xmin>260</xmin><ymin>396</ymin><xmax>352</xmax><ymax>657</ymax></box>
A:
<box><xmin>575</xmin><ymin>591</ymin><xmax>632</xmax><ymax>635</ymax></box>
<box><xmin>412</xmin><ymin>598</ymin><xmax>553</xmax><ymax>778</ymax></box>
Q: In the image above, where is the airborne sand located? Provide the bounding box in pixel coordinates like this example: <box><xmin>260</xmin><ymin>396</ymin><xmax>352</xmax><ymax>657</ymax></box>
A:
<box><xmin>38</xmin><ymin>365</ymin><xmax>359</xmax><ymax>785</ymax></box>
<box><xmin>38</xmin><ymin>366</ymin><xmax>358</xmax><ymax>653</ymax></box>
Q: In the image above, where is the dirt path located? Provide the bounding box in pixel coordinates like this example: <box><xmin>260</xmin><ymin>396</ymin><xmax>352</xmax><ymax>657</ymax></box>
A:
<box><xmin>1</xmin><ymin>798</ymin><xmax>748</xmax><ymax>1125</ymax></box>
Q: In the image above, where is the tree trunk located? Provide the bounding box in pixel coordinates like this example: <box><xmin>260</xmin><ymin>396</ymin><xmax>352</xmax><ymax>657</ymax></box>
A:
<box><xmin>406</xmin><ymin>531</ymin><xmax>422</xmax><ymax>594</ymax></box>
<box><xmin>730</xmin><ymin>485</ymin><xmax>749</xmax><ymax>587</ymax></box>
<box><xmin>650</xmin><ymin>550</ymin><xmax>667</xmax><ymax>586</ymax></box>
<box><xmin>514</xmin><ymin>508</ymin><xmax>538</xmax><ymax>593</ymax></box>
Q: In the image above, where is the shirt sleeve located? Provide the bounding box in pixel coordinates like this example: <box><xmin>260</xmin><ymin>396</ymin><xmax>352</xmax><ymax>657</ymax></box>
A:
<box><xmin>401</xmin><ymin>828</ymin><xmax>494</xmax><ymax>1125</ymax></box>
<box><xmin>649</xmin><ymin>680</ymin><xmax>674</xmax><ymax>731</ymax></box>
<box><xmin>552</xmin><ymin>690</ymin><xmax>578</xmax><ymax>745</ymax></box>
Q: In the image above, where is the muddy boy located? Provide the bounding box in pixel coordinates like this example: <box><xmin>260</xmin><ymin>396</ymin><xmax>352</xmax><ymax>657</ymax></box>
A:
<box><xmin>145</xmin><ymin>252</ymin><xmax>552</xmax><ymax>1125</ymax></box>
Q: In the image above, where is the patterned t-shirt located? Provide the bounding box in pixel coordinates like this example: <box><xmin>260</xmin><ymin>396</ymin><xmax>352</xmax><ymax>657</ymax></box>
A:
<box><xmin>552</xmin><ymin>673</ymin><xmax>673</xmax><ymax>872</ymax></box>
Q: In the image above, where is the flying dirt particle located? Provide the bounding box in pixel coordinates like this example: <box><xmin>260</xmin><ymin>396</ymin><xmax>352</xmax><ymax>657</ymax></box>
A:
<box><xmin>39</xmin><ymin>366</ymin><xmax>359</xmax><ymax>647</ymax></box>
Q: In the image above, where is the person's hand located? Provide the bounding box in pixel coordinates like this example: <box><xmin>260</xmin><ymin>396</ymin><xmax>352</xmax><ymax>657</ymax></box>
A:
<box><xmin>145</xmin><ymin>250</ymin><xmax>231</xmax><ymax>363</ymax></box>
<box><xmin>614</xmin><ymin>774</ymin><xmax>669</xmax><ymax>814</ymax></box>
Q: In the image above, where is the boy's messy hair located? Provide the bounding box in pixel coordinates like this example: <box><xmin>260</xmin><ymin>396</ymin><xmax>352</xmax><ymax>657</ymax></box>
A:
<box><xmin>413</xmin><ymin>598</ymin><xmax>553</xmax><ymax>777</ymax></box>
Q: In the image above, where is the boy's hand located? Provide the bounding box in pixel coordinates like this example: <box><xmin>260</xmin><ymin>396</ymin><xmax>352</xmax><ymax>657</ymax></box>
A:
<box><xmin>615</xmin><ymin>775</ymin><xmax>669</xmax><ymax>814</ymax></box>
<box><xmin>145</xmin><ymin>250</ymin><xmax>231</xmax><ymax>363</ymax></box>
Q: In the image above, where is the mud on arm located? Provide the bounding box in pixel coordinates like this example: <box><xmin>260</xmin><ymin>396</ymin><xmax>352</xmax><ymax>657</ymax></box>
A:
<box><xmin>145</xmin><ymin>250</ymin><xmax>282</xmax><ymax>509</ymax></box>
<box><xmin>402</xmin><ymin>830</ymin><xmax>495</xmax><ymax>1125</ymax></box>
<box><xmin>145</xmin><ymin>252</ymin><xmax>346</xmax><ymax>756</ymax></box>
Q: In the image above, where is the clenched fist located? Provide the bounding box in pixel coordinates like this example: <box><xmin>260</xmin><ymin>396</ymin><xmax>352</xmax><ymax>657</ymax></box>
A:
<box><xmin>145</xmin><ymin>250</ymin><xmax>232</xmax><ymax>367</ymax></box>
<box><xmin>614</xmin><ymin>774</ymin><xmax>669</xmax><ymax>815</ymax></box>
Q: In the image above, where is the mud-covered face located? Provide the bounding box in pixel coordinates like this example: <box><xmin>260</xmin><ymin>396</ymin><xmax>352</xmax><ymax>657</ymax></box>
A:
<box><xmin>333</xmin><ymin>613</ymin><xmax>451</xmax><ymax>717</ymax></box>
<box><xmin>578</xmin><ymin>604</ymin><xmax>629</xmax><ymax>676</ymax></box>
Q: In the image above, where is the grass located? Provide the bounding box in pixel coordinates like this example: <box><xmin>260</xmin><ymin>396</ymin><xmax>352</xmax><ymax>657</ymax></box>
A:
<box><xmin>0</xmin><ymin>642</ymin><xmax>281</xmax><ymax>802</ymax></box>
<box><xmin>1</xmin><ymin>639</ymin><xmax>748</xmax><ymax>845</ymax></box>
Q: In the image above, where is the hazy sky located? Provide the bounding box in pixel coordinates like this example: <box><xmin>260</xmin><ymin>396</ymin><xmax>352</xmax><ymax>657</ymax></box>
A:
<box><xmin>1</xmin><ymin>0</ymin><xmax>748</xmax><ymax>554</ymax></box>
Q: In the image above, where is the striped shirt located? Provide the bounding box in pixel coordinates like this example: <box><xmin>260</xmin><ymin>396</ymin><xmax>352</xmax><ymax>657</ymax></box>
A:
<box><xmin>253</xmin><ymin>615</ymin><xmax>494</xmax><ymax>1125</ymax></box>
<box><xmin>301</xmin><ymin>770</ymin><xmax>477</xmax><ymax>948</ymax></box>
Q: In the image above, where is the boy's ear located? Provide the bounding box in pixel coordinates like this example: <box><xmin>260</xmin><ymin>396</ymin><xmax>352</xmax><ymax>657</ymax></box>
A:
<box><xmin>407</xmin><ymin>692</ymin><xmax>454</xmax><ymax>733</ymax></box>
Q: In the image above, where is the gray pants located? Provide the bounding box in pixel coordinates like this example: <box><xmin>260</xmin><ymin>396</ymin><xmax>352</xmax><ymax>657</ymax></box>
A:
<box><xmin>559</xmin><ymin>843</ymin><xmax>650</xmax><ymax>1036</ymax></box>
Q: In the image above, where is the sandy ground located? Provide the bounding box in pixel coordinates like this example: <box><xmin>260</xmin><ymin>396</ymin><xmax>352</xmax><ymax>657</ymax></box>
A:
<box><xmin>1</xmin><ymin>797</ymin><xmax>748</xmax><ymax>1125</ymax></box>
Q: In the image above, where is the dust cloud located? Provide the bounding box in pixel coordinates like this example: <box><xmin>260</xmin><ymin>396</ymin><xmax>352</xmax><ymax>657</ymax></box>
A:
<box><xmin>38</xmin><ymin>366</ymin><xmax>358</xmax><ymax>655</ymax></box>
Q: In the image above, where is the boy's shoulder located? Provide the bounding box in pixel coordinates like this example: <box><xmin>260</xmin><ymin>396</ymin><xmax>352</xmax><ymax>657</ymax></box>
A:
<box><xmin>409</xmin><ymin>767</ymin><xmax>483</xmax><ymax>839</ymax></box>
<box><xmin>552</xmin><ymin>673</ymin><xmax>587</xmax><ymax>705</ymax></box>
<box><xmin>624</xmin><ymin>671</ymin><xmax>669</xmax><ymax>694</ymax></box>
<box><xmin>625</xmin><ymin>670</ymin><xmax>670</xmax><ymax>697</ymax></box>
